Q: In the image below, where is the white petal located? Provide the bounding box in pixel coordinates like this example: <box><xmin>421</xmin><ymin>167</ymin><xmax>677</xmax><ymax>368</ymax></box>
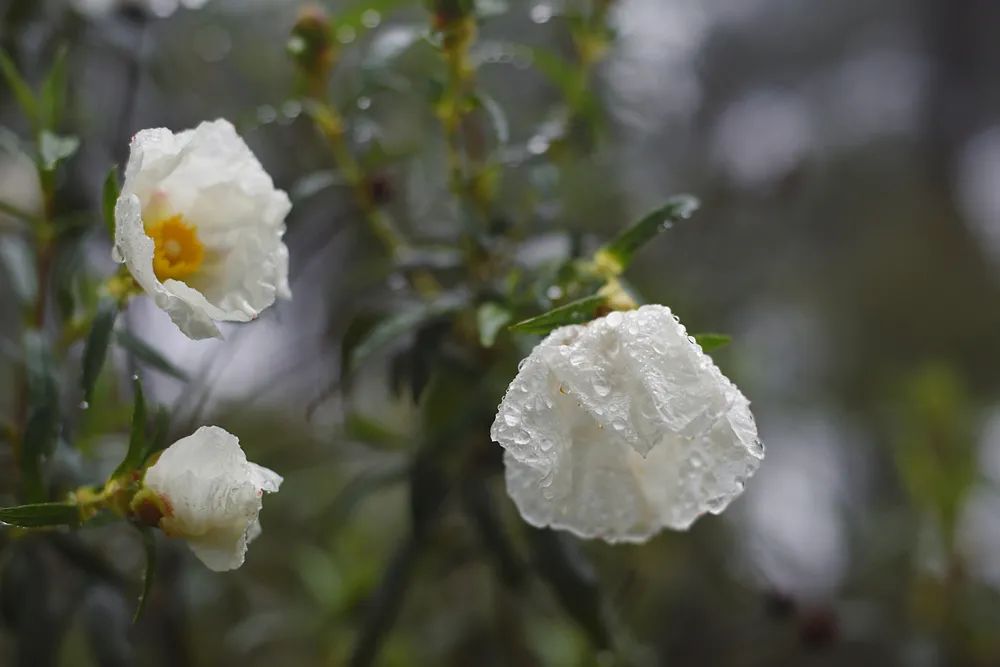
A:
<box><xmin>491</xmin><ymin>304</ymin><xmax>764</xmax><ymax>542</ymax></box>
<box><xmin>143</xmin><ymin>425</ymin><xmax>281</xmax><ymax>571</ymax></box>
<box><xmin>114</xmin><ymin>119</ymin><xmax>291</xmax><ymax>340</ymax></box>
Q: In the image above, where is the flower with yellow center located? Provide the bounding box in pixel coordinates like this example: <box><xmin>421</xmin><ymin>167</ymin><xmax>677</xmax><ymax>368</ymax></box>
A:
<box><xmin>113</xmin><ymin>119</ymin><xmax>291</xmax><ymax>339</ymax></box>
<box><xmin>147</xmin><ymin>215</ymin><xmax>205</xmax><ymax>281</ymax></box>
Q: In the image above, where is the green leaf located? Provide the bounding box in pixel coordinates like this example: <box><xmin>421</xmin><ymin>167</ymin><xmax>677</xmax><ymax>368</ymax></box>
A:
<box><xmin>347</xmin><ymin>294</ymin><xmax>466</xmax><ymax>379</ymax></box>
<box><xmin>0</xmin><ymin>198</ymin><xmax>39</xmax><ymax>226</ymax></box>
<box><xmin>81</xmin><ymin>298</ymin><xmax>118</xmax><ymax>404</ymax></box>
<box><xmin>38</xmin><ymin>131</ymin><xmax>79</xmax><ymax>172</ymax></box>
<box><xmin>472</xmin><ymin>92</ymin><xmax>509</xmax><ymax>146</ymax></box>
<box><xmin>102</xmin><ymin>166</ymin><xmax>120</xmax><ymax>239</ymax></box>
<box><xmin>595</xmin><ymin>195</ymin><xmax>700</xmax><ymax>275</ymax></box>
<box><xmin>509</xmin><ymin>294</ymin><xmax>605</xmax><ymax>335</ymax></box>
<box><xmin>0</xmin><ymin>502</ymin><xmax>80</xmax><ymax>528</ymax></box>
<box><xmin>112</xmin><ymin>376</ymin><xmax>146</xmax><ymax>478</ymax></box>
<box><xmin>22</xmin><ymin>331</ymin><xmax>59</xmax><ymax>502</ymax></box>
<box><xmin>693</xmin><ymin>333</ymin><xmax>732</xmax><ymax>353</ymax></box>
<box><xmin>115</xmin><ymin>330</ymin><xmax>188</xmax><ymax>381</ymax></box>
<box><xmin>133</xmin><ymin>527</ymin><xmax>156</xmax><ymax>623</ymax></box>
<box><xmin>0</xmin><ymin>49</ymin><xmax>38</xmax><ymax>126</ymax></box>
<box><xmin>477</xmin><ymin>301</ymin><xmax>511</xmax><ymax>347</ymax></box>
<box><xmin>38</xmin><ymin>46</ymin><xmax>68</xmax><ymax>132</ymax></box>
<box><xmin>0</xmin><ymin>235</ymin><xmax>36</xmax><ymax>304</ymax></box>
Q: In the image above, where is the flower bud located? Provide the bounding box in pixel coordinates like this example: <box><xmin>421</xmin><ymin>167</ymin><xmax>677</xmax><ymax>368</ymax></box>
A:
<box><xmin>491</xmin><ymin>304</ymin><xmax>764</xmax><ymax>542</ymax></box>
<box><xmin>140</xmin><ymin>426</ymin><xmax>282</xmax><ymax>571</ymax></box>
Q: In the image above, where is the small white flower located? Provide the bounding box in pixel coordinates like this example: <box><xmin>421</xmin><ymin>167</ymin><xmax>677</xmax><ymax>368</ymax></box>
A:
<box><xmin>141</xmin><ymin>426</ymin><xmax>282</xmax><ymax>571</ymax></box>
<box><xmin>114</xmin><ymin>119</ymin><xmax>291</xmax><ymax>339</ymax></box>
<box><xmin>491</xmin><ymin>304</ymin><xmax>764</xmax><ymax>543</ymax></box>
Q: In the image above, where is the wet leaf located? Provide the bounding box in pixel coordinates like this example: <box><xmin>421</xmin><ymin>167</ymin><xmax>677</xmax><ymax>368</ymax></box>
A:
<box><xmin>693</xmin><ymin>333</ymin><xmax>732</xmax><ymax>353</ymax></box>
<box><xmin>0</xmin><ymin>49</ymin><xmax>37</xmax><ymax>126</ymax></box>
<box><xmin>0</xmin><ymin>502</ymin><xmax>79</xmax><ymax>528</ymax></box>
<box><xmin>0</xmin><ymin>235</ymin><xmax>36</xmax><ymax>304</ymax></box>
<box><xmin>102</xmin><ymin>166</ymin><xmax>120</xmax><ymax>240</ymax></box>
<box><xmin>38</xmin><ymin>46</ymin><xmax>68</xmax><ymax>132</ymax></box>
<box><xmin>112</xmin><ymin>376</ymin><xmax>146</xmax><ymax>478</ymax></box>
<box><xmin>595</xmin><ymin>195</ymin><xmax>700</xmax><ymax>275</ymax></box>
<box><xmin>509</xmin><ymin>293</ymin><xmax>605</xmax><ymax>335</ymax></box>
<box><xmin>81</xmin><ymin>298</ymin><xmax>118</xmax><ymax>404</ymax></box>
<box><xmin>115</xmin><ymin>330</ymin><xmax>188</xmax><ymax>381</ymax></box>
<box><xmin>22</xmin><ymin>330</ymin><xmax>59</xmax><ymax>501</ymax></box>
<box><xmin>133</xmin><ymin>527</ymin><xmax>156</xmax><ymax>623</ymax></box>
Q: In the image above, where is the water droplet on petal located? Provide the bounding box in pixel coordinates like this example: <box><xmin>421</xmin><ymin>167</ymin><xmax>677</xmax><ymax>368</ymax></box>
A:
<box><xmin>593</xmin><ymin>378</ymin><xmax>611</xmax><ymax>397</ymax></box>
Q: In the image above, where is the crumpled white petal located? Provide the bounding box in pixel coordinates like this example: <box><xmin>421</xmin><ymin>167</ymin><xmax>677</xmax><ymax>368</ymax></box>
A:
<box><xmin>143</xmin><ymin>425</ymin><xmax>282</xmax><ymax>571</ymax></box>
<box><xmin>490</xmin><ymin>304</ymin><xmax>764</xmax><ymax>543</ymax></box>
<box><xmin>114</xmin><ymin>118</ymin><xmax>291</xmax><ymax>340</ymax></box>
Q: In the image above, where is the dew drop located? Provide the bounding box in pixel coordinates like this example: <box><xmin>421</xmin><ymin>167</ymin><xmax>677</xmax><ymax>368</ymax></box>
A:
<box><xmin>256</xmin><ymin>105</ymin><xmax>277</xmax><ymax>124</ymax></box>
<box><xmin>593</xmin><ymin>378</ymin><xmax>611</xmax><ymax>397</ymax></box>
<box><xmin>605</xmin><ymin>311</ymin><xmax>623</xmax><ymax>328</ymax></box>
<box><xmin>78</xmin><ymin>400</ymin><xmax>90</xmax><ymax>410</ymax></box>
<box><xmin>357</xmin><ymin>96</ymin><xmax>372</xmax><ymax>110</ymax></box>
<box><xmin>513</xmin><ymin>429</ymin><xmax>530</xmax><ymax>445</ymax></box>
<box><xmin>546</xmin><ymin>285</ymin><xmax>563</xmax><ymax>300</ymax></box>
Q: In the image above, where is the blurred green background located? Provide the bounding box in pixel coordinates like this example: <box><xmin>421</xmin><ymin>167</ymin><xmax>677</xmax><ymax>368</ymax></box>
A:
<box><xmin>2</xmin><ymin>0</ymin><xmax>1000</xmax><ymax>665</ymax></box>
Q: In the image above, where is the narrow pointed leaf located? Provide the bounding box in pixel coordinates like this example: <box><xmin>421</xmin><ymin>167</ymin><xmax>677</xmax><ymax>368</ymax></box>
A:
<box><xmin>596</xmin><ymin>195</ymin><xmax>700</xmax><ymax>275</ymax></box>
<box><xmin>693</xmin><ymin>333</ymin><xmax>731</xmax><ymax>353</ymax></box>
<box><xmin>22</xmin><ymin>331</ymin><xmax>58</xmax><ymax>502</ymax></box>
<box><xmin>81</xmin><ymin>298</ymin><xmax>118</xmax><ymax>403</ymax></box>
<box><xmin>0</xmin><ymin>502</ymin><xmax>80</xmax><ymax>528</ymax></box>
<box><xmin>112</xmin><ymin>377</ymin><xmax>146</xmax><ymax>478</ymax></box>
<box><xmin>102</xmin><ymin>166</ymin><xmax>120</xmax><ymax>240</ymax></box>
<box><xmin>348</xmin><ymin>293</ymin><xmax>466</xmax><ymax>378</ymax></box>
<box><xmin>39</xmin><ymin>46</ymin><xmax>68</xmax><ymax>131</ymax></box>
<box><xmin>0</xmin><ymin>235</ymin><xmax>37</xmax><ymax>304</ymax></box>
<box><xmin>115</xmin><ymin>330</ymin><xmax>188</xmax><ymax>381</ymax></box>
<box><xmin>133</xmin><ymin>527</ymin><xmax>156</xmax><ymax>623</ymax></box>
<box><xmin>0</xmin><ymin>49</ymin><xmax>37</xmax><ymax>126</ymax></box>
<box><xmin>509</xmin><ymin>293</ymin><xmax>606</xmax><ymax>335</ymax></box>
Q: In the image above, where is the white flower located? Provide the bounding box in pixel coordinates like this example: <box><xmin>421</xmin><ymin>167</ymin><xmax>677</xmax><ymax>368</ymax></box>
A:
<box><xmin>114</xmin><ymin>119</ymin><xmax>291</xmax><ymax>340</ymax></box>
<box><xmin>491</xmin><ymin>304</ymin><xmax>764</xmax><ymax>543</ymax></box>
<box><xmin>141</xmin><ymin>425</ymin><xmax>282</xmax><ymax>571</ymax></box>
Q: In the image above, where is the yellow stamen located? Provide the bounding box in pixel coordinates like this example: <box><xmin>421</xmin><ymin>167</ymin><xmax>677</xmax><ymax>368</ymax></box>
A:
<box><xmin>146</xmin><ymin>214</ymin><xmax>205</xmax><ymax>281</ymax></box>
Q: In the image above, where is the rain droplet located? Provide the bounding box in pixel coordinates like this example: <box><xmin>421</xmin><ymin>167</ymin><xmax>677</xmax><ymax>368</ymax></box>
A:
<box><xmin>611</xmin><ymin>419</ymin><xmax>626</xmax><ymax>431</ymax></box>
<box><xmin>546</xmin><ymin>285</ymin><xmax>563</xmax><ymax>300</ymax></box>
<box><xmin>281</xmin><ymin>99</ymin><xmax>302</xmax><ymax>119</ymax></box>
<box><xmin>605</xmin><ymin>311</ymin><xmax>623</xmax><ymax>328</ymax></box>
<box><xmin>78</xmin><ymin>400</ymin><xmax>89</xmax><ymax>410</ymax></box>
<box><xmin>513</xmin><ymin>429</ymin><xmax>530</xmax><ymax>445</ymax></box>
<box><xmin>356</xmin><ymin>96</ymin><xmax>372</xmax><ymax>110</ymax></box>
<box><xmin>593</xmin><ymin>378</ymin><xmax>610</xmax><ymax>397</ymax></box>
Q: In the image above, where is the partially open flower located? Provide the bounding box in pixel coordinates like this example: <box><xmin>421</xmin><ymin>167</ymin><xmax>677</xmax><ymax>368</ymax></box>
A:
<box><xmin>114</xmin><ymin>119</ymin><xmax>291</xmax><ymax>339</ymax></box>
<box><xmin>138</xmin><ymin>426</ymin><xmax>281</xmax><ymax>571</ymax></box>
<box><xmin>491</xmin><ymin>304</ymin><xmax>764</xmax><ymax>543</ymax></box>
